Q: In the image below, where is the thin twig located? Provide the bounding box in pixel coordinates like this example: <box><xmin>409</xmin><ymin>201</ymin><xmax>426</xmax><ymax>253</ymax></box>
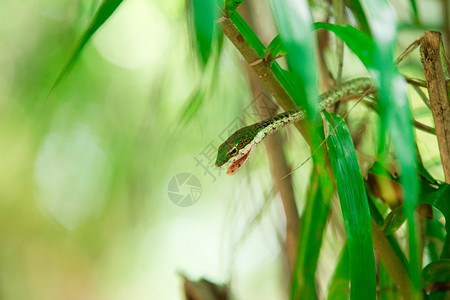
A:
<box><xmin>395</xmin><ymin>38</ymin><xmax>421</xmax><ymax>66</ymax></box>
<box><xmin>411</xmin><ymin>85</ymin><xmax>431</xmax><ymax>109</ymax></box>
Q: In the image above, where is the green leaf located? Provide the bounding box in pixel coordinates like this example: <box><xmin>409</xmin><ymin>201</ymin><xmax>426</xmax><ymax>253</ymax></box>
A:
<box><xmin>269</xmin><ymin>0</ymin><xmax>318</xmax><ymax>118</ymax></box>
<box><xmin>409</xmin><ymin>0</ymin><xmax>419</xmax><ymax>25</ymax></box>
<box><xmin>265</xmin><ymin>35</ymin><xmax>287</xmax><ymax>61</ymax></box>
<box><xmin>187</xmin><ymin>0</ymin><xmax>217</xmax><ymax>66</ymax></box>
<box><xmin>291</xmin><ymin>166</ymin><xmax>332</xmax><ymax>299</ymax></box>
<box><xmin>422</xmin><ymin>259</ymin><xmax>450</xmax><ymax>287</ymax></box>
<box><xmin>343</xmin><ymin>0</ymin><xmax>371</xmax><ymax>35</ymax></box>
<box><xmin>368</xmin><ymin>196</ymin><xmax>410</xmax><ymax>270</ymax></box>
<box><xmin>383</xmin><ymin>206</ymin><xmax>406</xmax><ymax>235</ymax></box>
<box><xmin>178</xmin><ymin>87</ymin><xmax>206</xmax><ymax>127</ymax></box>
<box><xmin>51</xmin><ymin>0</ymin><xmax>124</xmax><ymax>93</ymax></box>
<box><xmin>360</xmin><ymin>0</ymin><xmax>420</xmax><ymax>291</ymax></box>
<box><xmin>312</xmin><ymin>22</ymin><xmax>375</xmax><ymax>69</ymax></box>
<box><xmin>420</xmin><ymin>183</ymin><xmax>450</xmax><ymax>259</ymax></box>
<box><xmin>325</xmin><ymin>112</ymin><xmax>376</xmax><ymax>299</ymax></box>
<box><xmin>326</xmin><ymin>244</ymin><xmax>350</xmax><ymax>300</ymax></box>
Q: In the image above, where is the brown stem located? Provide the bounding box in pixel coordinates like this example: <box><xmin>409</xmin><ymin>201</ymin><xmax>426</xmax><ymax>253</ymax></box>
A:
<box><xmin>265</xmin><ymin>131</ymin><xmax>300</xmax><ymax>275</ymax></box>
<box><xmin>240</xmin><ymin>2</ymin><xmax>300</xmax><ymax>276</ymax></box>
<box><xmin>419</xmin><ymin>31</ymin><xmax>450</xmax><ymax>183</ymax></box>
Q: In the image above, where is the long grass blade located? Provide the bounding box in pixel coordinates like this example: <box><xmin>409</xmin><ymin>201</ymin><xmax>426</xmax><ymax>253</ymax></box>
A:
<box><xmin>325</xmin><ymin>112</ymin><xmax>376</xmax><ymax>299</ymax></box>
<box><xmin>360</xmin><ymin>0</ymin><xmax>420</xmax><ymax>293</ymax></box>
<box><xmin>290</xmin><ymin>167</ymin><xmax>333</xmax><ymax>299</ymax></box>
<box><xmin>343</xmin><ymin>0</ymin><xmax>371</xmax><ymax>35</ymax></box>
<box><xmin>269</xmin><ymin>0</ymin><xmax>318</xmax><ymax>118</ymax></box>
<box><xmin>326</xmin><ymin>243</ymin><xmax>350</xmax><ymax>300</ymax></box>
<box><xmin>50</xmin><ymin>0</ymin><xmax>124</xmax><ymax>94</ymax></box>
<box><xmin>187</xmin><ymin>0</ymin><xmax>217</xmax><ymax>66</ymax></box>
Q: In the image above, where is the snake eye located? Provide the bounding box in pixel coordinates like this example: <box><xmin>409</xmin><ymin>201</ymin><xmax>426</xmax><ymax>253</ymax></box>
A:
<box><xmin>229</xmin><ymin>147</ymin><xmax>238</xmax><ymax>156</ymax></box>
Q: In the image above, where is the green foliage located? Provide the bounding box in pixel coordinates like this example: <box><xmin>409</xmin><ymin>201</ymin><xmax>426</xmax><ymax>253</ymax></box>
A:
<box><xmin>420</xmin><ymin>183</ymin><xmax>450</xmax><ymax>259</ymax></box>
<box><xmin>187</xmin><ymin>0</ymin><xmax>217</xmax><ymax>66</ymax></box>
<box><xmin>325</xmin><ymin>112</ymin><xmax>376</xmax><ymax>299</ymax></box>
<box><xmin>269</xmin><ymin>0</ymin><xmax>318</xmax><ymax>118</ymax></box>
<box><xmin>51</xmin><ymin>0</ymin><xmax>124</xmax><ymax>92</ymax></box>
<box><xmin>291</xmin><ymin>167</ymin><xmax>333</xmax><ymax>299</ymax></box>
<box><xmin>6</xmin><ymin>0</ymin><xmax>448</xmax><ymax>298</ymax></box>
<box><xmin>326</xmin><ymin>244</ymin><xmax>350</xmax><ymax>300</ymax></box>
<box><xmin>312</xmin><ymin>22</ymin><xmax>375</xmax><ymax>68</ymax></box>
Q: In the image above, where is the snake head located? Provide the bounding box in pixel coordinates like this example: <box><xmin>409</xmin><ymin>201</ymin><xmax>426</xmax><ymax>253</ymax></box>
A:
<box><xmin>215</xmin><ymin>125</ymin><xmax>258</xmax><ymax>175</ymax></box>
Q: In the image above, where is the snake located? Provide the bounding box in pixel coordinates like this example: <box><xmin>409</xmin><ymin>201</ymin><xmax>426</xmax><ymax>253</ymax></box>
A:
<box><xmin>215</xmin><ymin>77</ymin><xmax>373</xmax><ymax>175</ymax></box>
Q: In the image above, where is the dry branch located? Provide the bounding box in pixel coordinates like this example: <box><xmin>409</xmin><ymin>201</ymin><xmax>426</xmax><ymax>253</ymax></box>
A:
<box><xmin>419</xmin><ymin>31</ymin><xmax>450</xmax><ymax>183</ymax></box>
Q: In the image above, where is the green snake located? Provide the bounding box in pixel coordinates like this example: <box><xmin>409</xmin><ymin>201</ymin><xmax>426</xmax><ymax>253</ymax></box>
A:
<box><xmin>215</xmin><ymin>77</ymin><xmax>373</xmax><ymax>175</ymax></box>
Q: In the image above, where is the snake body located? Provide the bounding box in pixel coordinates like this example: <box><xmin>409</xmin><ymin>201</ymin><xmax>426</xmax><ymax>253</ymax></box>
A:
<box><xmin>215</xmin><ymin>78</ymin><xmax>373</xmax><ymax>175</ymax></box>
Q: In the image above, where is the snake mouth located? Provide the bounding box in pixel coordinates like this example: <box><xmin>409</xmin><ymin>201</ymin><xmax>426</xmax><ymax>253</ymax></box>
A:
<box><xmin>226</xmin><ymin>149</ymin><xmax>251</xmax><ymax>175</ymax></box>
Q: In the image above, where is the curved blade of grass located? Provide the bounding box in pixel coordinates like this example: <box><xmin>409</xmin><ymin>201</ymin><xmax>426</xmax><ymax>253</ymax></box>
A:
<box><xmin>269</xmin><ymin>0</ymin><xmax>318</xmax><ymax>118</ymax></box>
<box><xmin>291</xmin><ymin>165</ymin><xmax>333</xmax><ymax>299</ymax></box>
<box><xmin>312</xmin><ymin>23</ymin><xmax>375</xmax><ymax>68</ymax></box>
<box><xmin>343</xmin><ymin>0</ymin><xmax>371</xmax><ymax>35</ymax></box>
<box><xmin>325</xmin><ymin>112</ymin><xmax>376</xmax><ymax>299</ymax></box>
<box><xmin>50</xmin><ymin>0</ymin><xmax>124</xmax><ymax>94</ymax></box>
<box><xmin>368</xmin><ymin>196</ymin><xmax>410</xmax><ymax>271</ymax></box>
<box><xmin>187</xmin><ymin>0</ymin><xmax>217</xmax><ymax>67</ymax></box>
<box><xmin>360</xmin><ymin>0</ymin><xmax>419</xmax><ymax>293</ymax></box>
<box><xmin>420</xmin><ymin>183</ymin><xmax>450</xmax><ymax>259</ymax></box>
<box><xmin>326</xmin><ymin>243</ymin><xmax>350</xmax><ymax>300</ymax></box>
<box><xmin>422</xmin><ymin>259</ymin><xmax>450</xmax><ymax>287</ymax></box>
<box><xmin>383</xmin><ymin>206</ymin><xmax>406</xmax><ymax>235</ymax></box>
<box><xmin>409</xmin><ymin>0</ymin><xmax>419</xmax><ymax>25</ymax></box>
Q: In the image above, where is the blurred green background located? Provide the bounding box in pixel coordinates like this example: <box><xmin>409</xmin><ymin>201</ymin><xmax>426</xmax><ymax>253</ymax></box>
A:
<box><xmin>0</xmin><ymin>0</ymin><xmax>445</xmax><ymax>299</ymax></box>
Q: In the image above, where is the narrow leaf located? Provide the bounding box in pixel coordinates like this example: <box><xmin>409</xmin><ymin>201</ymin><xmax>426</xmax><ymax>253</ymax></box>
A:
<box><xmin>343</xmin><ymin>0</ymin><xmax>371</xmax><ymax>35</ymax></box>
<box><xmin>187</xmin><ymin>0</ymin><xmax>217</xmax><ymax>66</ymax></box>
<box><xmin>325</xmin><ymin>112</ymin><xmax>376</xmax><ymax>299</ymax></box>
<box><xmin>51</xmin><ymin>0</ymin><xmax>124</xmax><ymax>93</ymax></box>
<box><xmin>420</xmin><ymin>183</ymin><xmax>450</xmax><ymax>259</ymax></box>
<box><xmin>383</xmin><ymin>207</ymin><xmax>406</xmax><ymax>235</ymax></box>
<box><xmin>409</xmin><ymin>0</ymin><xmax>419</xmax><ymax>25</ymax></box>
<box><xmin>291</xmin><ymin>166</ymin><xmax>332</xmax><ymax>299</ymax></box>
<box><xmin>360</xmin><ymin>0</ymin><xmax>420</xmax><ymax>291</ymax></box>
<box><xmin>326</xmin><ymin>244</ymin><xmax>350</xmax><ymax>300</ymax></box>
<box><xmin>269</xmin><ymin>0</ymin><xmax>318</xmax><ymax>117</ymax></box>
<box><xmin>312</xmin><ymin>22</ymin><xmax>375</xmax><ymax>68</ymax></box>
<box><xmin>422</xmin><ymin>259</ymin><xmax>450</xmax><ymax>288</ymax></box>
